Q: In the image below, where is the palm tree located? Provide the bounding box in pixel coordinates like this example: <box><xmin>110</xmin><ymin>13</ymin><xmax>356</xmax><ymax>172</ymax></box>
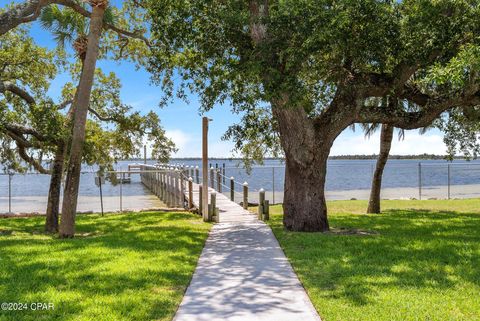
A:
<box><xmin>40</xmin><ymin>5</ymin><xmax>88</xmax><ymax>233</ymax></box>
<box><xmin>40</xmin><ymin>0</ymin><xmax>111</xmax><ymax>237</ymax></box>
<box><xmin>60</xmin><ymin>0</ymin><xmax>110</xmax><ymax>238</ymax></box>
<box><xmin>361</xmin><ymin>98</ymin><xmax>431</xmax><ymax>214</ymax></box>
<box><xmin>365</xmin><ymin>123</ymin><xmax>395</xmax><ymax>214</ymax></box>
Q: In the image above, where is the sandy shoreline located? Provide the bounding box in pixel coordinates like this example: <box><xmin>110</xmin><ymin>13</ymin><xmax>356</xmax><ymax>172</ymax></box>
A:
<box><xmin>231</xmin><ymin>183</ymin><xmax>480</xmax><ymax>204</ymax></box>
<box><xmin>0</xmin><ymin>194</ymin><xmax>165</xmax><ymax>215</ymax></box>
<box><xmin>1</xmin><ymin>183</ymin><xmax>478</xmax><ymax>215</ymax></box>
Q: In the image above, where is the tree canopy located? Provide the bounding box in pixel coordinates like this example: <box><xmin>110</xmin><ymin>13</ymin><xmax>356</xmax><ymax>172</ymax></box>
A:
<box><xmin>146</xmin><ymin>0</ymin><xmax>480</xmax><ymax>231</ymax></box>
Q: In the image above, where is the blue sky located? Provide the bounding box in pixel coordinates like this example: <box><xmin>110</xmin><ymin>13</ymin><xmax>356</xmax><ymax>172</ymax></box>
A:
<box><xmin>21</xmin><ymin>3</ymin><xmax>448</xmax><ymax>158</ymax></box>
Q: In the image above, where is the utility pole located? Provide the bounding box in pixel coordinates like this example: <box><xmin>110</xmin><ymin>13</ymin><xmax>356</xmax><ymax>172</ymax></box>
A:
<box><xmin>202</xmin><ymin>117</ymin><xmax>210</xmax><ymax>221</ymax></box>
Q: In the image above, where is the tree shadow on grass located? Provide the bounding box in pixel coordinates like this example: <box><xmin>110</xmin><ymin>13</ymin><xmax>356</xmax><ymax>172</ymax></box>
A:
<box><xmin>272</xmin><ymin>208</ymin><xmax>480</xmax><ymax>307</ymax></box>
<box><xmin>0</xmin><ymin>211</ymin><xmax>209</xmax><ymax>321</ymax></box>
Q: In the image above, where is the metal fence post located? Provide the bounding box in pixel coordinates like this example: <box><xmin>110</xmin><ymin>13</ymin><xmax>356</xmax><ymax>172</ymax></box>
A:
<box><xmin>8</xmin><ymin>173</ymin><xmax>12</xmax><ymax>214</ymax></box>
<box><xmin>272</xmin><ymin>167</ymin><xmax>275</xmax><ymax>205</ymax></box>
<box><xmin>418</xmin><ymin>162</ymin><xmax>422</xmax><ymax>200</ymax></box>
<box><xmin>448</xmin><ymin>164</ymin><xmax>451</xmax><ymax>200</ymax></box>
<box><xmin>120</xmin><ymin>171</ymin><xmax>123</xmax><ymax>212</ymax></box>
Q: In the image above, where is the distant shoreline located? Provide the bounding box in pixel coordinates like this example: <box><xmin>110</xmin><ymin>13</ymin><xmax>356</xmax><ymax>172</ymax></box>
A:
<box><xmin>127</xmin><ymin>154</ymin><xmax>470</xmax><ymax>161</ymax></box>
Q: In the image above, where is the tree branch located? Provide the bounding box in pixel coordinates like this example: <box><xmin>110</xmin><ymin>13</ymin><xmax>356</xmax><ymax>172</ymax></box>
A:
<box><xmin>355</xmin><ymin>91</ymin><xmax>480</xmax><ymax>129</ymax></box>
<box><xmin>3</xmin><ymin>123</ymin><xmax>50</xmax><ymax>142</ymax></box>
<box><xmin>1</xmin><ymin>0</ymin><xmax>151</xmax><ymax>47</ymax></box>
<box><xmin>16</xmin><ymin>142</ymin><xmax>50</xmax><ymax>174</ymax></box>
<box><xmin>0</xmin><ymin>81</ymin><xmax>36</xmax><ymax>105</ymax></box>
<box><xmin>88</xmin><ymin>107</ymin><xmax>116</xmax><ymax>122</ymax></box>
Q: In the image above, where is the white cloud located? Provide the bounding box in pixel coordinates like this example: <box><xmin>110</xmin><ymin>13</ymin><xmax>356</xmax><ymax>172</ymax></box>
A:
<box><xmin>331</xmin><ymin>130</ymin><xmax>447</xmax><ymax>156</ymax></box>
<box><xmin>165</xmin><ymin>129</ymin><xmax>197</xmax><ymax>157</ymax></box>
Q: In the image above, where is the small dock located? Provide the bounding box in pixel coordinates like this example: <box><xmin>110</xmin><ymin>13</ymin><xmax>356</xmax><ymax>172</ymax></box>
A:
<box><xmin>136</xmin><ymin>164</ymin><xmax>320</xmax><ymax>321</ymax></box>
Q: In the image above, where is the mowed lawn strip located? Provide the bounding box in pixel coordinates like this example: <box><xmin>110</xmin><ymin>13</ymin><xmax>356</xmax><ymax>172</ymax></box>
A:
<box><xmin>0</xmin><ymin>211</ymin><xmax>211</xmax><ymax>321</ymax></box>
<box><xmin>264</xmin><ymin>199</ymin><xmax>480</xmax><ymax>321</ymax></box>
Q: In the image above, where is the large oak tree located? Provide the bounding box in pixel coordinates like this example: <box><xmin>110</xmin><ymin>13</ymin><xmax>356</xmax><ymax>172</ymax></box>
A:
<box><xmin>147</xmin><ymin>0</ymin><xmax>480</xmax><ymax>231</ymax></box>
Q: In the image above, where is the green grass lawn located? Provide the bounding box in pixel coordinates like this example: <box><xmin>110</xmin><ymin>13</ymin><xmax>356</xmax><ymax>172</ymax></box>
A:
<box><xmin>266</xmin><ymin>199</ymin><xmax>480</xmax><ymax>321</ymax></box>
<box><xmin>0</xmin><ymin>211</ymin><xmax>211</xmax><ymax>321</ymax></box>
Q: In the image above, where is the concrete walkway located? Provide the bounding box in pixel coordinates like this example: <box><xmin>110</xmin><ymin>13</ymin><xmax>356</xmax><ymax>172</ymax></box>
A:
<box><xmin>173</xmin><ymin>185</ymin><xmax>321</xmax><ymax>321</ymax></box>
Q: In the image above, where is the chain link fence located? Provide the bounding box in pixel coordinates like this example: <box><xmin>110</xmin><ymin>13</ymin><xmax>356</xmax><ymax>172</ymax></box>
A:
<box><xmin>0</xmin><ymin>169</ymin><xmax>165</xmax><ymax>215</ymax></box>
<box><xmin>2</xmin><ymin>162</ymin><xmax>480</xmax><ymax>214</ymax></box>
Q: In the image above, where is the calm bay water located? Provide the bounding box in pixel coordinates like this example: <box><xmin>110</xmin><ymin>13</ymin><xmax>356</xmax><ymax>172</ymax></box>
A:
<box><xmin>1</xmin><ymin>159</ymin><xmax>480</xmax><ymax>198</ymax></box>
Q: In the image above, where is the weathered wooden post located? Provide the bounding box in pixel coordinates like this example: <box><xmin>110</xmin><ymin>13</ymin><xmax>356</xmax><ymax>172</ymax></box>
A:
<box><xmin>180</xmin><ymin>170</ymin><xmax>185</xmax><ymax>207</ymax></box>
<box><xmin>176</xmin><ymin>170</ymin><xmax>182</xmax><ymax>207</ymax></box>
<box><xmin>216</xmin><ymin>170</ymin><xmax>221</xmax><ymax>192</ymax></box>
<box><xmin>210</xmin><ymin>167</ymin><xmax>215</xmax><ymax>189</ymax></box>
<box><xmin>144</xmin><ymin>144</ymin><xmax>147</xmax><ymax>164</ymax></box>
<box><xmin>258</xmin><ymin>188</ymin><xmax>265</xmax><ymax>220</ymax></box>
<box><xmin>195</xmin><ymin>166</ymin><xmax>200</xmax><ymax>184</ymax></box>
<box><xmin>264</xmin><ymin>200</ymin><xmax>270</xmax><ymax>220</ymax></box>
<box><xmin>166</xmin><ymin>171</ymin><xmax>172</xmax><ymax>207</ymax></box>
<box><xmin>230</xmin><ymin>177</ymin><xmax>235</xmax><ymax>201</ymax></box>
<box><xmin>188</xmin><ymin>177</ymin><xmax>193</xmax><ymax>209</ymax></box>
<box><xmin>209</xmin><ymin>192</ymin><xmax>216</xmax><ymax>222</ymax></box>
<box><xmin>214</xmin><ymin>207</ymin><xmax>220</xmax><ymax>223</ymax></box>
<box><xmin>199</xmin><ymin>185</ymin><xmax>203</xmax><ymax>214</ymax></box>
<box><xmin>243</xmin><ymin>182</ymin><xmax>248</xmax><ymax>210</ymax></box>
<box><xmin>160</xmin><ymin>171</ymin><xmax>165</xmax><ymax>202</ymax></box>
<box><xmin>222</xmin><ymin>163</ymin><xmax>226</xmax><ymax>185</ymax></box>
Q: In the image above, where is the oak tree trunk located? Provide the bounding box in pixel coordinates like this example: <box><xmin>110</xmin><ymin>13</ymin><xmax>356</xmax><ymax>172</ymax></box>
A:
<box><xmin>45</xmin><ymin>143</ymin><xmax>65</xmax><ymax>233</ymax></box>
<box><xmin>59</xmin><ymin>4</ymin><xmax>106</xmax><ymax>238</ymax></box>
<box><xmin>367</xmin><ymin>124</ymin><xmax>394</xmax><ymax>214</ymax></box>
<box><xmin>283</xmin><ymin>153</ymin><xmax>330</xmax><ymax>232</ymax></box>
<box><xmin>272</xmin><ymin>102</ymin><xmax>338</xmax><ymax>232</ymax></box>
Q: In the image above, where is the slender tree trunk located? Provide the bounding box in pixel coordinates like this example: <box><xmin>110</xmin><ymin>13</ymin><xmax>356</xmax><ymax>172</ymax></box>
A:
<box><xmin>59</xmin><ymin>3</ymin><xmax>106</xmax><ymax>238</ymax></box>
<box><xmin>367</xmin><ymin>124</ymin><xmax>394</xmax><ymax>214</ymax></box>
<box><xmin>45</xmin><ymin>143</ymin><xmax>65</xmax><ymax>233</ymax></box>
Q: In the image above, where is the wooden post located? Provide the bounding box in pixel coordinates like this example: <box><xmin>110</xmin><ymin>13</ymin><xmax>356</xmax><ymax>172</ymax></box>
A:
<box><xmin>144</xmin><ymin>145</ymin><xmax>147</xmax><ymax>164</ymax></box>
<box><xmin>210</xmin><ymin>167</ymin><xmax>214</xmax><ymax>189</ymax></box>
<box><xmin>258</xmin><ymin>188</ymin><xmax>265</xmax><ymax>220</ymax></box>
<box><xmin>230</xmin><ymin>176</ymin><xmax>234</xmax><ymax>201</ymax></box>
<box><xmin>214</xmin><ymin>207</ymin><xmax>220</xmax><ymax>223</ymax></box>
<box><xmin>166</xmin><ymin>172</ymin><xmax>171</xmax><ymax>207</ymax></box>
<box><xmin>243</xmin><ymin>182</ymin><xmax>248</xmax><ymax>210</ymax></box>
<box><xmin>202</xmin><ymin>117</ymin><xmax>209</xmax><ymax>221</ymax></box>
<box><xmin>195</xmin><ymin>166</ymin><xmax>200</xmax><ymax>184</ymax></box>
<box><xmin>216</xmin><ymin>170</ymin><xmax>221</xmax><ymax>192</ymax></box>
<box><xmin>188</xmin><ymin>177</ymin><xmax>193</xmax><ymax>209</ymax></box>
<box><xmin>209</xmin><ymin>192</ymin><xmax>216</xmax><ymax>222</ymax></box>
<box><xmin>222</xmin><ymin>163</ymin><xmax>226</xmax><ymax>185</ymax></box>
<box><xmin>264</xmin><ymin>200</ymin><xmax>270</xmax><ymax>220</ymax></box>
<box><xmin>199</xmin><ymin>185</ymin><xmax>203</xmax><ymax>214</ymax></box>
